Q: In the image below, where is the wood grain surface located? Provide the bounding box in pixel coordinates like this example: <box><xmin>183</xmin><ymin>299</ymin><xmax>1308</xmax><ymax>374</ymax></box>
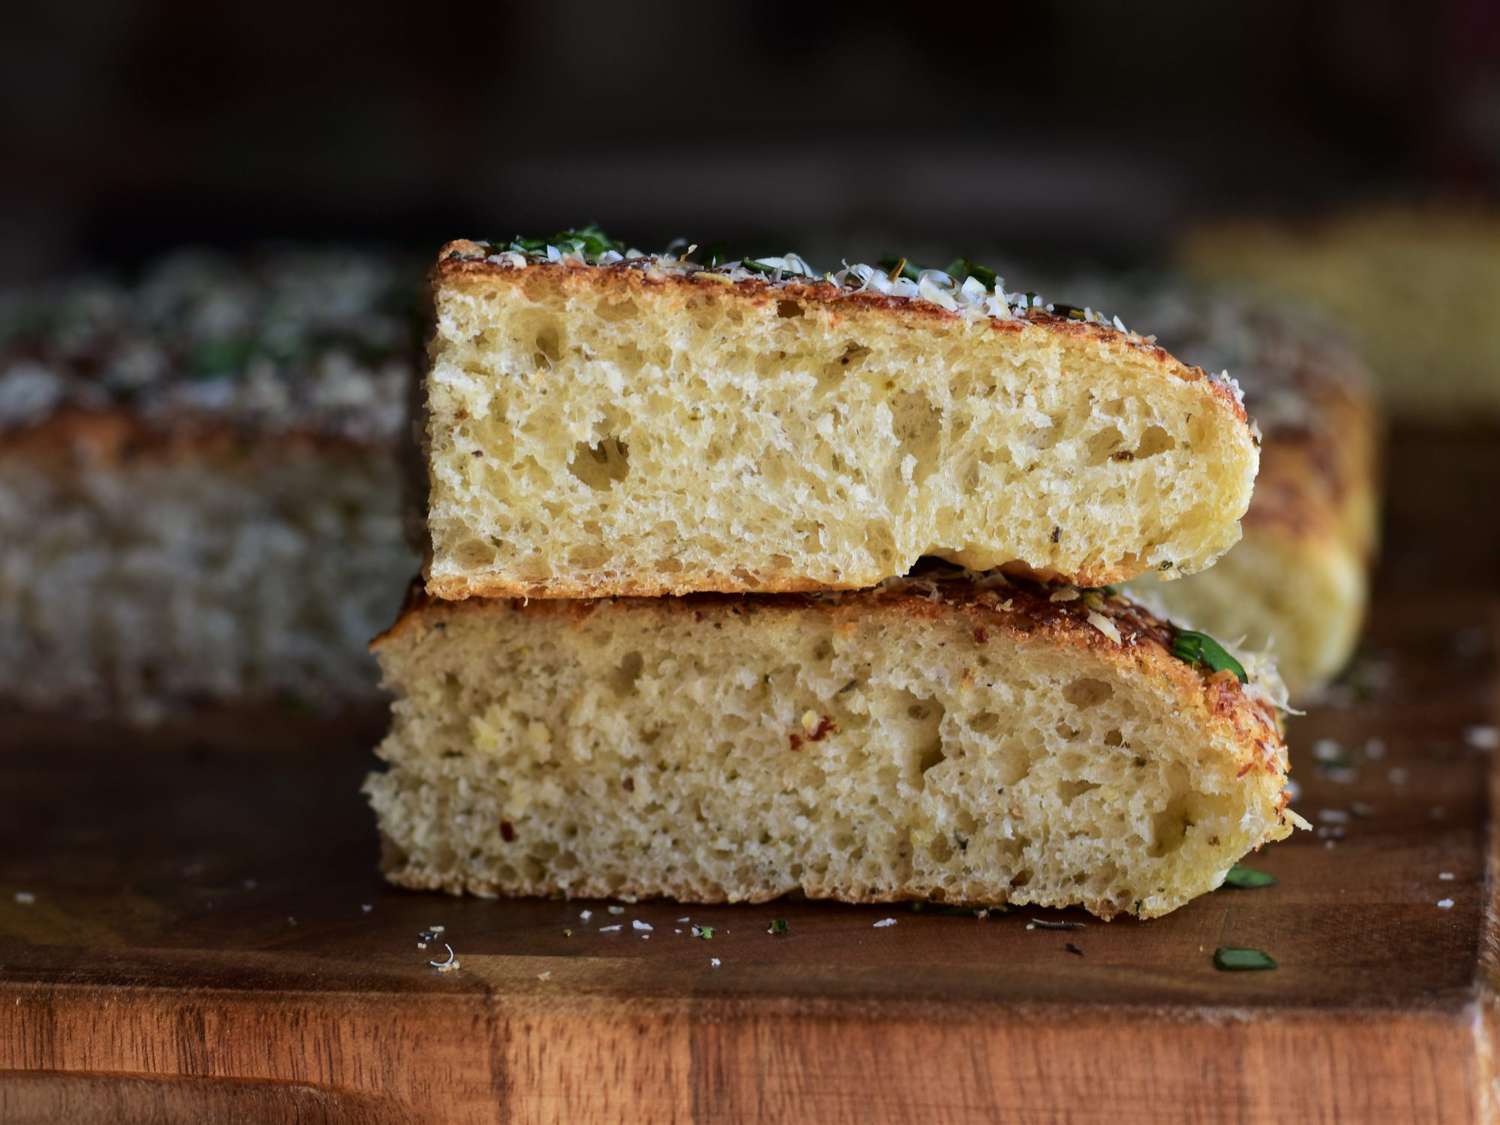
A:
<box><xmin>1</xmin><ymin>427</ymin><xmax>1497</xmax><ymax>1124</ymax></box>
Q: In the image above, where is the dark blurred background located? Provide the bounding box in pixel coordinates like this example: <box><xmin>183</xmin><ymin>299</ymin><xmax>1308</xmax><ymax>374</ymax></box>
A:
<box><xmin>1</xmin><ymin>0</ymin><xmax>1496</xmax><ymax>282</ymax></box>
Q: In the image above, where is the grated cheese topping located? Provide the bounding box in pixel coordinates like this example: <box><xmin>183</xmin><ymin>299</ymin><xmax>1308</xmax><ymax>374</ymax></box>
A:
<box><xmin>444</xmin><ymin>236</ymin><xmax>1244</xmax><ymax>401</ymax></box>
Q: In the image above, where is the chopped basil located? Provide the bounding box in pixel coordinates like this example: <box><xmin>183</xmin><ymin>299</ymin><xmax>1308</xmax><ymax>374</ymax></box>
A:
<box><xmin>1171</xmin><ymin>629</ymin><xmax>1248</xmax><ymax>683</ymax></box>
<box><xmin>496</xmin><ymin>224</ymin><xmax>624</xmax><ymax>259</ymax></box>
<box><xmin>767</xmin><ymin>918</ymin><xmax>789</xmax><ymax>935</ymax></box>
<box><xmin>1222</xmin><ymin>864</ymin><xmax>1277</xmax><ymax>889</ymax></box>
<box><xmin>1051</xmin><ymin>302</ymin><xmax>1089</xmax><ymax>321</ymax></box>
<box><xmin>1213</xmin><ymin>946</ymin><xmax>1277</xmax><ymax>971</ymax></box>
<box><xmin>189</xmin><ymin>338</ymin><xmax>260</xmax><ymax>378</ymax></box>
<box><xmin>692</xmin><ymin>924</ymin><xmax>715</xmax><ymax>940</ymax></box>
<box><xmin>943</xmin><ymin>258</ymin><xmax>998</xmax><ymax>289</ymax></box>
<box><xmin>875</xmin><ymin>255</ymin><xmax>999</xmax><ymax>289</ymax></box>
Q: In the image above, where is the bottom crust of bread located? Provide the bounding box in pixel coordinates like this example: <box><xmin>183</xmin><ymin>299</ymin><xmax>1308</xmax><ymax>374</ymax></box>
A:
<box><xmin>365</xmin><ymin>579</ymin><xmax>1299</xmax><ymax>920</ymax></box>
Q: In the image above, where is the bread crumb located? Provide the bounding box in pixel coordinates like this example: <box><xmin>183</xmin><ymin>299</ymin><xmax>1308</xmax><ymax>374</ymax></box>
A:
<box><xmin>13</xmin><ymin>892</ymin><xmax>34</xmax><ymax>905</ymax></box>
<box><xmin>632</xmin><ymin>919</ymin><xmax>653</xmax><ymax>931</ymax></box>
<box><xmin>1439</xmin><ymin>872</ymin><xmax>1455</xmax><ymax>881</ymax></box>
<box><xmin>1465</xmin><ymin>725</ymin><xmax>1499</xmax><ymax>751</ymax></box>
<box><xmin>710</xmin><ymin>957</ymin><xmax>721</xmax><ymax>968</ymax></box>
<box><xmin>873</xmin><ymin>917</ymin><xmax>897</xmax><ymax>928</ymax></box>
<box><xmin>1437</xmin><ymin>898</ymin><xmax>1454</xmax><ymax>910</ymax></box>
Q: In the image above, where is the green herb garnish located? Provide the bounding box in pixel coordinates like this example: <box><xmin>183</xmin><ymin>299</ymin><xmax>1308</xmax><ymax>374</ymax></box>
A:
<box><xmin>1213</xmin><ymin>946</ymin><xmax>1277</xmax><ymax>971</ymax></box>
<box><xmin>1222</xmin><ymin>864</ymin><xmax>1277</xmax><ymax>889</ymax></box>
<box><xmin>767</xmin><ymin>918</ymin><xmax>788</xmax><ymax>935</ymax></box>
<box><xmin>1171</xmin><ymin>629</ymin><xmax>1248</xmax><ymax>683</ymax></box>
<box><xmin>497</xmin><ymin>224</ymin><xmax>624</xmax><ymax>259</ymax></box>
<box><xmin>189</xmin><ymin>338</ymin><xmax>260</xmax><ymax>378</ymax></box>
<box><xmin>692</xmin><ymin>925</ymin><xmax>715</xmax><ymax>940</ymax></box>
<box><xmin>943</xmin><ymin>257</ymin><xmax>998</xmax><ymax>289</ymax></box>
<box><xmin>876</xmin><ymin>256</ymin><xmax>920</xmax><ymax>281</ymax></box>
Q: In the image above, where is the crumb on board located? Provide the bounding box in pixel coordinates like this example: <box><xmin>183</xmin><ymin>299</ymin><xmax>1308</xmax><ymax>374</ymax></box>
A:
<box><xmin>13</xmin><ymin>891</ymin><xmax>35</xmax><ymax>905</ymax></box>
<box><xmin>607</xmin><ymin>905</ymin><xmax>625</xmax><ymax>915</ymax></box>
<box><xmin>599</xmin><ymin>924</ymin><xmax>622</xmax><ymax>933</ymax></box>
<box><xmin>1437</xmin><ymin>898</ymin><xmax>1455</xmax><ymax>910</ymax></box>
<box><xmin>632</xmin><ymin>919</ymin><xmax>653</xmax><ymax>931</ymax></box>
<box><xmin>710</xmin><ymin>958</ymin><xmax>721</xmax><ymax>968</ymax></box>
<box><xmin>873</xmin><ymin>917</ymin><xmax>897</xmax><ymax>928</ymax></box>
<box><xmin>1465</xmin><ymin>725</ymin><xmax>1499</xmax><ymax>751</ymax></box>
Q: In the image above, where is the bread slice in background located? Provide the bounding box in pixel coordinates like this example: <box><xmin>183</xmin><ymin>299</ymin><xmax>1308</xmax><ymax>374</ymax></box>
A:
<box><xmin>366</xmin><ymin>572</ymin><xmax>1301</xmax><ymax>919</ymax></box>
<box><xmin>1083</xmin><ymin>284</ymin><xmax>1382</xmax><ymax>696</ymax></box>
<box><xmin>1180</xmin><ymin>206</ymin><xmax>1500</xmax><ymax>420</ymax></box>
<box><xmin>422</xmin><ymin>240</ymin><xmax>1260</xmax><ymax>599</ymax></box>
<box><xmin>0</xmin><ymin>250</ymin><xmax>421</xmax><ymax>722</ymax></box>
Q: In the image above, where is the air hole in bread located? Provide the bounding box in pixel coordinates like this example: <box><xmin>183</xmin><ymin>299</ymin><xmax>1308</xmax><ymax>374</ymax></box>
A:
<box><xmin>1133</xmin><ymin>425</ymin><xmax>1175</xmax><ymax>459</ymax></box>
<box><xmin>610</xmin><ymin>651</ymin><xmax>644</xmax><ymax>697</ymax></box>
<box><xmin>452</xmin><ymin>537</ymin><xmax>498</xmax><ymax>568</ymax></box>
<box><xmin>1149</xmin><ymin>785</ymin><xmax>1195</xmax><ymax>858</ymax></box>
<box><xmin>1063</xmin><ymin>677</ymin><xmax>1114</xmax><ymax>708</ymax></box>
<box><xmin>569</xmin><ymin>437</ymin><xmax>630</xmax><ymax>490</ymax></box>
<box><xmin>970</xmin><ymin>711</ymin><xmax>1001</xmax><ymax>735</ymax></box>
<box><xmin>892</xmin><ymin>391</ymin><xmax>943</xmax><ymax>486</ymax></box>
<box><xmin>1086</xmin><ymin>425</ymin><xmax>1126</xmax><ymax>465</ymax></box>
<box><xmin>776</xmin><ymin>299</ymin><xmax>804</xmax><ymax>319</ymax></box>
<box><xmin>1058</xmin><ymin>778</ymin><xmax>1101</xmax><ymax>804</ymax></box>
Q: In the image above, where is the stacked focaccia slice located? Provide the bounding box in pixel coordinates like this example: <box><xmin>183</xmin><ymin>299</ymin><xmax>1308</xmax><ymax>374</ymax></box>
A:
<box><xmin>369</xmin><ymin>232</ymin><xmax>1304</xmax><ymax>919</ymax></box>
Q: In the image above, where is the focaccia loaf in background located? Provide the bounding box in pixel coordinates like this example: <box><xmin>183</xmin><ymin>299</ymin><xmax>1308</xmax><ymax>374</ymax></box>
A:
<box><xmin>366</xmin><ymin>572</ymin><xmax>1301</xmax><ymax>920</ymax></box>
<box><xmin>1181</xmin><ymin>207</ymin><xmax>1500</xmax><ymax>419</ymax></box>
<box><xmin>421</xmin><ymin>237</ymin><xmax>1260</xmax><ymax>600</ymax></box>
<box><xmin>0</xmin><ymin>250</ymin><xmax>421</xmax><ymax>722</ymax></box>
<box><xmin>1077</xmin><ymin>282</ymin><xmax>1382</xmax><ymax>696</ymax></box>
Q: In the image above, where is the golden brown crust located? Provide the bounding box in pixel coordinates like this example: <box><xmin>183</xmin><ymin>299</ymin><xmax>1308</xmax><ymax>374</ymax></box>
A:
<box><xmin>432</xmin><ymin>246</ymin><xmax>1252</xmax><ymax>428</ymax></box>
<box><xmin>1240</xmin><ymin>351</ymin><xmax>1381</xmax><ymax>558</ymax></box>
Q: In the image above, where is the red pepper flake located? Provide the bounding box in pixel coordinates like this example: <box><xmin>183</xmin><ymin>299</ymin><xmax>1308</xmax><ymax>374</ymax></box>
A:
<box><xmin>789</xmin><ymin>733</ymin><xmax>804</xmax><ymax>751</ymax></box>
<box><xmin>1236</xmin><ymin>761</ymin><xmax>1254</xmax><ymax>778</ymax></box>
<box><xmin>500</xmin><ymin>821</ymin><xmax>516</xmax><ymax>842</ymax></box>
<box><xmin>808</xmin><ymin>716</ymin><xmax>838</xmax><ymax>742</ymax></box>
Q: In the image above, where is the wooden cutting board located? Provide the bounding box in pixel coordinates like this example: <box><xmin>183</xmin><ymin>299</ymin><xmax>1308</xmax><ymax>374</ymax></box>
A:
<box><xmin>1</xmin><ymin>429</ymin><xmax>1497</xmax><ymax>1125</ymax></box>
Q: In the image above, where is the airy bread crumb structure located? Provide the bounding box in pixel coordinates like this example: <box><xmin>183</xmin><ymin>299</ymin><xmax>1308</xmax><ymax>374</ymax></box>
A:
<box><xmin>422</xmin><ymin>242</ymin><xmax>1260</xmax><ymax>599</ymax></box>
<box><xmin>366</xmin><ymin>574</ymin><xmax>1297</xmax><ymax>919</ymax></box>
